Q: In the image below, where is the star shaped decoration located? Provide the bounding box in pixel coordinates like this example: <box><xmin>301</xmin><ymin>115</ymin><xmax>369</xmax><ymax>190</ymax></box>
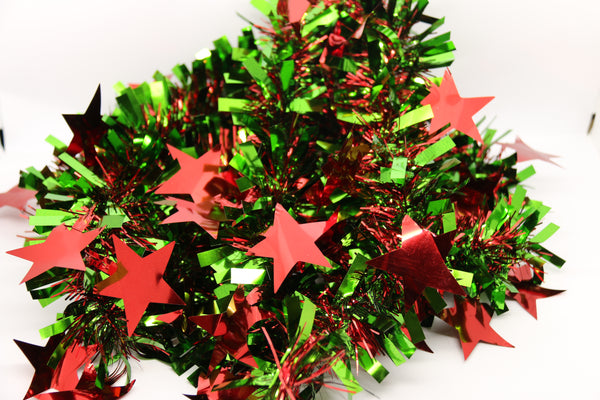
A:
<box><xmin>7</xmin><ymin>224</ymin><xmax>102</xmax><ymax>283</ymax></box>
<box><xmin>440</xmin><ymin>296</ymin><xmax>513</xmax><ymax>359</ymax></box>
<box><xmin>367</xmin><ymin>215</ymin><xmax>465</xmax><ymax>303</ymax></box>
<box><xmin>14</xmin><ymin>335</ymin><xmax>62</xmax><ymax>399</ymax></box>
<box><xmin>421</xmin><ymin>69</ymin><xmax>494</xmax><ymax>143</ymax></box>
<box><xmin>189</xmin><ymin>288</ymin><xmax>273</xmax><ymax>369</ymax></box>
<box><xmin>51</xmin><ymin>343</ymin><xmax>98</xmax><ymax>391</ymax></box>
<box><xmin>96</xmin><ymin>235</ymin><xmax>185</xmax><ymax>336</ymax></box>
<box><xmin>159</xmin><ymin>197</ymin><xmax>220</xmax><ymax>239</ymax></box>
<box><xmin>0</xmin><ymin>185</ymin><xmax>36</xmax><ymax>210</ymax></box>
<box><xmin>500</xmin><ymin>136</ymin><xmax>560</xmax><ymax>166</ymax></box>
<box><xmin>64</xmin><ymin>85</ymin><xmax>109</xmax><ymax>166</ymax></box>
<box><xmin>507</xmin><ymin>283</ymin><xmax>564</xmax><ymax>319</ymax></box>
<box><xmin>155</xmin><ymin>145</ymin><xmax>222</xmax><ymax>204</ymax></box>
<box><xmin>246</xmin><ymin>204</ymin><xmax>332</xmax><ymax>293</ymax></box>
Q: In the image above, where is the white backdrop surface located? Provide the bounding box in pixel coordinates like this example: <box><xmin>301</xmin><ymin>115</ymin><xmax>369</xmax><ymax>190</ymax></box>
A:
<box><xmin>0</xmin><ymin>1</ymin><xmax>599</xmax><ymax>399</ymax></box>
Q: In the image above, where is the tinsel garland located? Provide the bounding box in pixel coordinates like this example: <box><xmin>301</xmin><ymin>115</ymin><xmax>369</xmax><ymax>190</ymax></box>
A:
<box><xmin>2</xmin><ymin>0</ymin><xmax>564</xmax><ymax>399</ymax></box>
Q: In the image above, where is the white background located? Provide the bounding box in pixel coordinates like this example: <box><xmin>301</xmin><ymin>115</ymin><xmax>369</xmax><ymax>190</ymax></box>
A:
<box><xmin>1</xmin><ymin>1</ymin><xmax>599</xmax><ymax>399</ymax></box>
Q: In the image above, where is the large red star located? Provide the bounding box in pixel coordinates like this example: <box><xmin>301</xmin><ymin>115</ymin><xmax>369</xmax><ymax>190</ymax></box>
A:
<box><xmin>7</xmin><ymin>224</ymin><xmax>102</xmax><ymax>283</ymax></box>
<box><xmin>367</xmin><ymin>215</ymin><xmax>465</xmax><ymax>303</ymax></box>
<box><xmin>246</xmin><ymin>204</ymin><xmax>331</xmax><ymax>293</ymax></box>
<box><xmin>421</xmin><ymin>69</ymin><xmax>493</xmax><ymax>143</ymax></box>
<box><xmin>0</xmin><ymin>185</ymin><xmax>36</xmax><ymax>210</ymax></box>
<box><xmin>440</xmin><ymin>297</ymin><xmax>513</xmax><ymax>359</ymax></box>
<box><xmin>64</xmin><ymin>85</ymin><xmax>109</xmax><ymax>166</ymax></box>
<box><xmin>14</xmin><ymin>336</ymin><xmax>62</xmax><ymax>399</ymax></box>
<box><xmin>507</xmin><ymin>283</ymin><xmax>564</xmax><ymax>319</ymax></box>
<box><xmin>501</xmin><ymin>136</ymin><xmax>560</xmax><ymax>166</ymax></box>
<box><xmin>155</xmin><ymin>145</ymin><xmax>222</xmax><ymax>204</ymax></box>
<box><xmin>96</xmin><ymin>235</ymin><xmax>185</xmax><ymax>336</ymax></box>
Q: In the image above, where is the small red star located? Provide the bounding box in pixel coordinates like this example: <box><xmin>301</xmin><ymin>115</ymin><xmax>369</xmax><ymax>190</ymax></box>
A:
<box><xmin>440</xmin><ymin>297</ymin><xmax>513</xmax><ymax>359</ymax></box>
<box><xmin>159</xmin><ymin>197</ymin><xmax>220</xmax><ymax>239</ymax></box>
<box><xmin>421</xmin><ymin>69</ymin><xmax>493</xmax><ymax>143</ymax></box>
<box><xmin>367</xmin><ymin>215</ymin><xmax>465</xmax><ymax>303</ymax></box>
<box><xmin>507</xmin><ymin>284</ymin><xmax>564</xmax><ymax>319</ymax></box>
<box><xmin>0</xmin><ymin>185</ymin><xmax>36</xmax><ymax>210</ymax></box>
<box><xmin>64</xmin><ymin>85</ymin><xmax>109</xmax><ymax>166</ymax></box>
<box><xmin>7</xmin><ymin>224</ymin><xmax>102</xmax><ymax>283</ymax></box>
<box><xmin>189</xmin><ymin>289</ymin><xmax>273</xmax><ymax>369</ymax></box>
<box><xmin>246</xmin><ymin>204</ymin><xmax>331</xmax><ymax>293</ymax></box>
<box><xmin>155</xmin><ymin>145</ymin><xmax>222</xmax><ymax>204</ymax></box>
<box><xmin>501</xmin><ymin>136</ymin><xmax>560</xmax><ymax>166</ymax></box>
<box><xmin>97</xmin><ymin>235</ymin><xmax>185</xmax><ymax>336</ymax></box>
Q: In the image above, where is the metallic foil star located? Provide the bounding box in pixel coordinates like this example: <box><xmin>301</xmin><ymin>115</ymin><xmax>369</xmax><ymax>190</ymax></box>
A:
<box><xmin>501</xmin><ymin>136</ymin><xmax>560</xmax><ymax>166</ymax></box>
<box><xmin>507</xmin><ymin>283</ymin><xmax>564</xmax><ymax>319</ymax></box>
<box><xmin>367</xmin><ymin>215</ymin><xmax>465</xmax><ymax>303</ymax></box>
<box><xmin>246</xmin><ymin>204</ymin><xmax>331</xmax><ymax>293</ymax></box>
<box><xmin>64</xmin><ymin>85</ymin><xmax>109</xmax><ymax>166</ymax></box>
<box><xmin>0</xmin><ymin>185</ymin><xmax>36</xmax><ymax>210</ymax></box>
<box><xmin>97</xmin><ymin>235</ymin><xmax>185</xmax><ymax>336</ymax></box>
<box><xmin>14</xmin><ymin>336</ymin><xmax>62</xmax><ymax>399</ymax></box>
<box><xmin>421</xmin><ymin>69</ymin><xmax>493</xmax><ymax>143</ymax></box>
<box><xmin>7</xmin><ymin>224</ymin><xmax>101</xmax><ymax>283</ymax></box>
<box><xmin>440</xmin><ymin>297</ymin><xmax>513</xmax><ymax>359</ymax></box>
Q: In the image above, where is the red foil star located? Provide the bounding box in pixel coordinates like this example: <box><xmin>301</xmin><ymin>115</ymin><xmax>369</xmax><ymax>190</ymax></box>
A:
<box><xmin>421</xmin><ymin>69</ymin><xmax>493</xmax><ymax>143</ymax></box>
<box><xmin>96</xmin><ymin>235</ymin><xmax>185</xmax><ymax>336</ymax></box>
<box><xmin>51</xmin><ymin>343</ymin><xmax>98</xmax><ymax>391</ymax></box>
<box><xmin>367</xmin><ymin>215</ymin><xmax>465</xmax><ymax>303</ymax></box>
<box><xmin>500</xmin><ymin>136</ymin><xmax>560</xmax><ymax>166</ymax></box>
<box><xmin>189</xmin><ymin>288</ymin><xmax>273</xmax><ymax>369</ymax></box>
<box><xmin>0</xmin><ymin>185</ymin><xmax>36</xmax><ymax>210</ymax></box>
<box><xmin>155</xmin><ymin>145</ymin><xmax>222</xmax><ymax>204</ymax></box>
<box><xmin>14</xmin><ymin>336</ymin><xmax>62</xmax><ymax>399</ymax></box>
<box><xmin>159</xmin><ymin>197</ymin><xmax>220</xmax><ymax>239</ymax></box>
<box><xmin>246</xmin><ymin>204</ymin><xmax>331</xmax><ymax>293</ymax></box>
<box><xmin>440</xmin><ymin>297</ymin><xmax>513</xmax><ymax>359</ymax></box>
<box><xmin>64</xmin><ymin>85</ymin><xmax>109</xmax><ymax>166</ymax></box>
<box><xmin>7</xmin><ymin>224</ymin><xmax>102</xmax><ymax>283</ymax></box>
<box><xmin>507</xmin><ymin>283</ymin><xmax>564</xmax><ymax>319</ymax></box>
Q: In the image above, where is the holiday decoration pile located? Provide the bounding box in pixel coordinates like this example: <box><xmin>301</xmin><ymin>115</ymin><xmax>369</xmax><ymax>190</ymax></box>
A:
<box><xmin>2</xmin><ymin>0</ymin><xmax>564</xmax><ymax>399</ymax></box>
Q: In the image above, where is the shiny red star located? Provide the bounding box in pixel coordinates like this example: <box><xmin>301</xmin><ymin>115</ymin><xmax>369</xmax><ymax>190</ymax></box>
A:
<box><xmin>507</xmin><ymin>283</ymin><xmax>564</xmax><ymax>319</ymax></box>
<box><xmin>14</xmin><ymin>336</ymin><xmax>62</xmax><ymax>399</ymax></box>
<box><xmin>97</xmin><ymin>236</ymin><xmax>185</xmax><ymax>336</ymax></box>
<box><xmin>421</xmin><ymin>69</ymin><xmax>493</xmax><ymax>143</ymax></box>
<box><xmin>51</xmin><ymin>343</ymin><xmax>98</xmax><ymax>391</ymax></box>
<box><xmin>247</xmin><ymin>204</ymin><xmax>331</xmax><ymax>293</ymax></box>
<box><xmin>0</xmin><ymin>185</ymin><xmax>36</xmax><ymax>210</ymax></box>
<box><xmin>189</xmin><ymin>288</ymin><xmax>273</xmax><ymax>369</ymax></box>
<box><xmin>155</xmin><ymin>145</ymin><xmax>222</xmax><ymax>204</ymax></box>
<box><xmin>440</xmin><ymin>297</ymin><xmax>513</xmax><ymax>359</ymax></box>
<box><xmin>367</xmin><ymin>215</ymin><xmax>465</xmax><ymax>303</ymax></box>
<box><xmin>64</xmin><ymin>85</ymin><xmax>109</xmax><ymax>166</ymax></box>
<box><xmin>501</xmin><ymin>136</ymin><xmax>560</xmax><ymax>166</ymax></box>
<box><xmin>159</xmin><ymin>197</ymin><xmax>220</xmax><ymax>239</ymax></box>
<box><xmin>7</xmin><ymin>224</ymin><xmax>102</xmax><ymax>283</ymax></box>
